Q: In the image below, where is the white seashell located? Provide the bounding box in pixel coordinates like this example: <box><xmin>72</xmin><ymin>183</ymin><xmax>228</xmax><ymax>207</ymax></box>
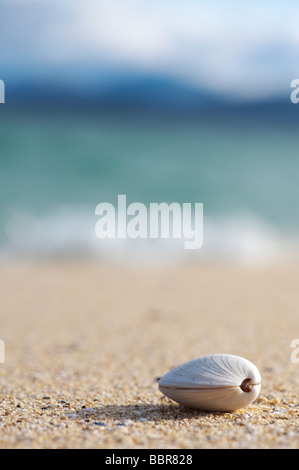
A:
<box><xmin>158</xmin><ymin>354</ymin><xmax>261</xmax><ymax>412</ymax></box>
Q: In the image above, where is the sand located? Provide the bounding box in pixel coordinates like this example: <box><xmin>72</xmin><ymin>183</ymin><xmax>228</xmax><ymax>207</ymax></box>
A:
<box><xmin>0</xmin><ymin>259</ymin><xmax>299</xmax><ymax>449</ymax></box>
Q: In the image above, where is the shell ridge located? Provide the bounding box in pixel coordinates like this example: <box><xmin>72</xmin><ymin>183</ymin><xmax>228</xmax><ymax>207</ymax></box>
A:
<box><xmin>217</xmin><ymin>355</ymin><xmax>237</xmax><ymax>379</ymax></box>
<box><xmin>211</xmin><ymin>355</ymin><xmax>243</xmax><ymax>384</ymax></box>
<box><xmin>185</xmin><ymin>357</ymin><xmax>230</xmax><ymax>384</ymax></box>
<box><xmin>198</xmin><ymin>357</ymin><xmax>235</xmax><ymax>385</ymax></box>
<box><xmin>224</xmin><ymin>355</ymin><xmax>247</xmax><ymax>382</ymax></box>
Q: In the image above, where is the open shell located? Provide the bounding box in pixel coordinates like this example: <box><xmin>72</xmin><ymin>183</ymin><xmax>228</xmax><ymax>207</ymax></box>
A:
<box><xmin>158</xmin><ymin>354</ymin><xmax>261</xmax><ymax>412</ymax></box>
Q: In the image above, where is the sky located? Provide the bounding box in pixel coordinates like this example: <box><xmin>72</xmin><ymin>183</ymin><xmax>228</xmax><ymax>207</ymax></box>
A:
<box><xmin>0</xmin><ymin>0</ymin><xmax>298</xmax><ymax>102</ymax></box>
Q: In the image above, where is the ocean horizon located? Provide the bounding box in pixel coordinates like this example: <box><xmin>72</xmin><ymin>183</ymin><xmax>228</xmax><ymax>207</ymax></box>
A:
<box><xmin>0</xmin><ymin>103</ymin><xmax>298</xmax><ymax>266</ymax></box>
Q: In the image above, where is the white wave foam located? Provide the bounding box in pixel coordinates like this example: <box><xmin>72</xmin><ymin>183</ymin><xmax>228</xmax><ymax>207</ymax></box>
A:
<box><xmin>201</xmin><ymin>213</ymin><xmax>298</xmax><ymax>267</ymax></box>
<box><xmin>1</xmin><ymin>206</ymin><xmax>298</xmax><ymax>267</ymax></box>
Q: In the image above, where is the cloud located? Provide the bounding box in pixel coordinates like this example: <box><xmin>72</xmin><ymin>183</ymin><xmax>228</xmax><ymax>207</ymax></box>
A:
<box><xmin>1</xmin><ymin>0</ymin><xmax>298</xmax><ymax>101</ymax></box>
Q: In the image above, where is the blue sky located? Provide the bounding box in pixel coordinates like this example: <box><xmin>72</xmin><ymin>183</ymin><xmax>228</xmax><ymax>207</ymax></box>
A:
<box><xmin>0</xmin><ymin>0</ymin><xmax>298</xmax><ymax>102</ymax></box>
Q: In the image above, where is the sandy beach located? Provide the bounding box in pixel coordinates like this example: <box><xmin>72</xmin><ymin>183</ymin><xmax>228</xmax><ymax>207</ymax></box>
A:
<box><xmin>0</xmin><ymin>259</ymin><xmax>298</xmax><ymax>449</ymax></box>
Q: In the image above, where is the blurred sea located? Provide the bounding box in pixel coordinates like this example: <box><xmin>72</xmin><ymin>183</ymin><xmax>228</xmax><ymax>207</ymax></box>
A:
<box><xmin>0</xmin><ymin>103</ymin><xmax>298</xmax><ymax>266</ymax></box>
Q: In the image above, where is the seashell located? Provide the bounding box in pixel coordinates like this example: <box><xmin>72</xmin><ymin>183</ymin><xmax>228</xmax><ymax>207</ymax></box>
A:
<box><xmin>158</xmin><ymin>354</ymin><xmax>261</xmax><ymax>412</ymax></box>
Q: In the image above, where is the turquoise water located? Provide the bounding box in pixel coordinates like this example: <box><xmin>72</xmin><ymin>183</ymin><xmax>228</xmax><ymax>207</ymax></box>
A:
<box><xmin>0</xmin><ymin>107</ymin><xmax>298</xmax><ymax>263</ymax></box>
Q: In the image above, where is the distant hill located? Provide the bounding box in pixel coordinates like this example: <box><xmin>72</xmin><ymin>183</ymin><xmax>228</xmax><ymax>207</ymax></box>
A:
<box><xmin>3</xmin><ymin>71</ymin><xmax>297</xmax><ymax>121</ymax></box>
